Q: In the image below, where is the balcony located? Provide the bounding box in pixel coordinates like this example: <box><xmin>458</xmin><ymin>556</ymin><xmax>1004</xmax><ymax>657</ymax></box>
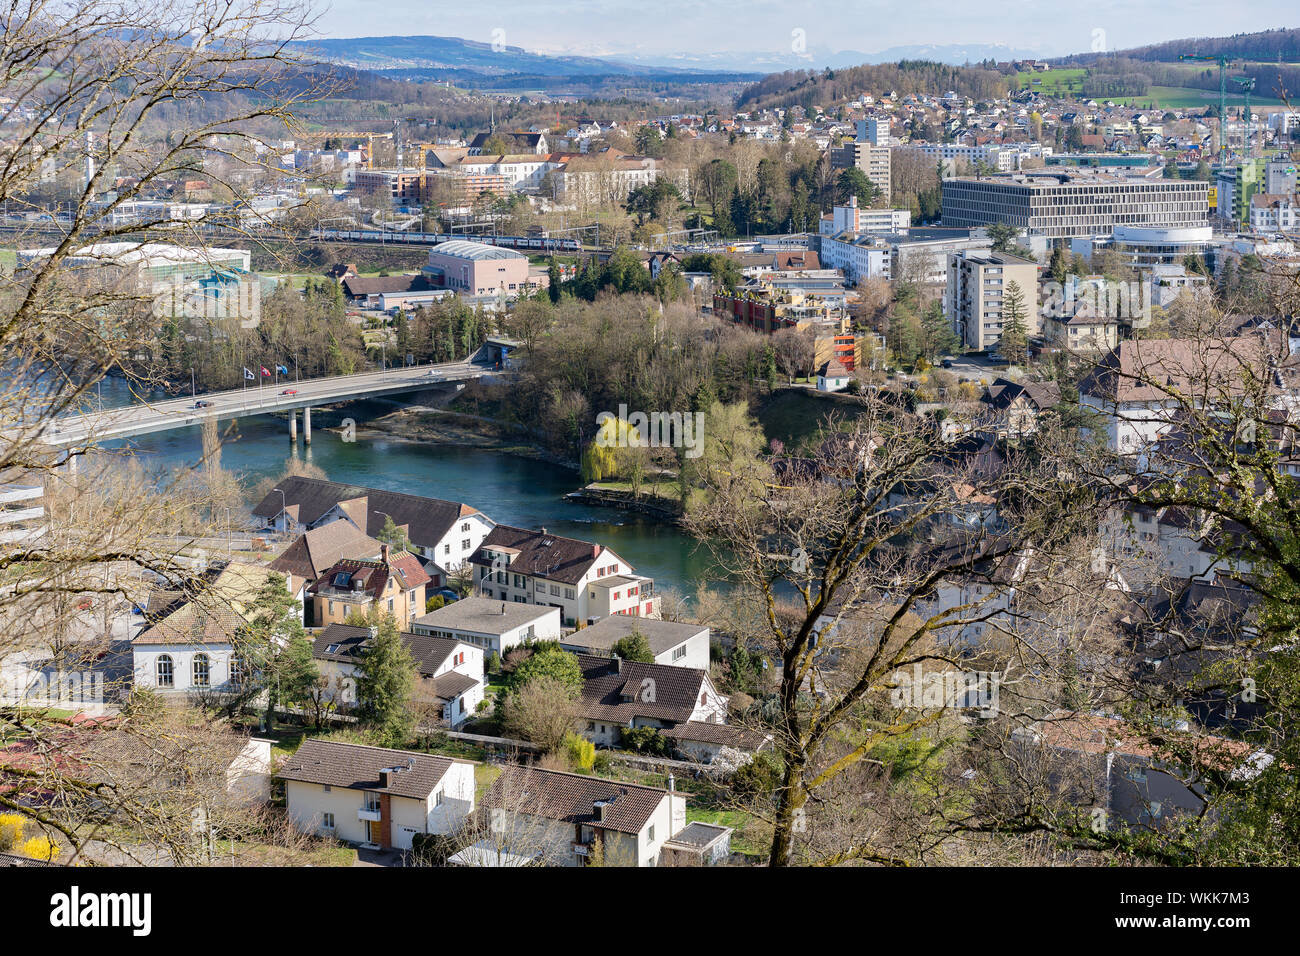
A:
<box><xmin>358</xmin><ymin>804</ymin><xmax>382</xmax><ymax>822</ymax></box>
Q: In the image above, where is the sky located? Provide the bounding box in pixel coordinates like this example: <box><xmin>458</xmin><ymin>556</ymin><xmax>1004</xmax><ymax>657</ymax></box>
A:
<box><xmin>312</xmin><ymin>1</ymin><xmax>1297</xmax><ymax>64</ymax></box>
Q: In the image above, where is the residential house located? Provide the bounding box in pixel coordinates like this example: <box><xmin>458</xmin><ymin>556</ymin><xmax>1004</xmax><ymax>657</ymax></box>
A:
<box><xmin>307</xmin><ymin>546</ymin><xmax>431</xmax><ymax>627</ymax></box>
<box><xmin>251</xmin><ymin>476</ymin><xmax>494</xmax><ymax>587</ymax></box>
<box><xmin>816</xmin><ymin>358</ymin><xmax>852</xmax><ymax>392</ymax></box>
<box><xmin>268</xmin><ymin>521</ymin><xmax>384</xmax><ymax>621</ymax></box>
<box><xmin>558</xmin><ymin>616</ymin><xmax>710</xmax><ymax>670</ymax></box>
<box><xmin>980</xmin><ymin>378</ymin><xmax>1061</xmax><ymax>439</ymax></box>
<box><xmin>280</xmin><ymin>739</ymin><xmax>475</xmax><ymax>850</ymax></box>
<box><xmin>471</xmin><ymin>525</ymin><xmax>656</xmax><ymax>626</ymax></box>
<box><xmin>575</xmin><ymin>654</ymin><xmax>728</xmax><ymax>748</ymax></box>
<box><xmin>1013</xmin><ymin>711</ymin><xmax>1270</xmax><ymax>829</ymax></box>
<box><xmin>310</xmin><ymin>622</ymin><xmax>484</xmax><ymax>727</ymax></box>
<box><xmin>410</xmin><ymin>597</ymin><xmax>562</xmax><ymax>658</ymax></box>
<box><xmin>468</xmin><ymin>764</ymin><xmax>688</xmax><ymax>867</ymax></box>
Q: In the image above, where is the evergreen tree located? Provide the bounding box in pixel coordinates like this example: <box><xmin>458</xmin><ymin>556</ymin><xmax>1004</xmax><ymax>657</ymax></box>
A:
<box><xmin>999</xmin><ymin>280</ymin><xmax>1030</xmax><ymax>365</ymax></box>
<box><xmin>355</xmin><ymin>614</ymin><xmax>417</xmax><ymax>747</ymax></box>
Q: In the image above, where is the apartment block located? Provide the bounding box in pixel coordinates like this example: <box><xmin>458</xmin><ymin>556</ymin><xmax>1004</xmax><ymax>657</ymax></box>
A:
<box><xmin>945</xmin><ymin>251</ymin><xmax>1040</xmax><ymax>352</ymax></box>
<box><xmin>829</xmin><ymin>142</ymin><xmax>892</xmax><ymax>203</ymax></box>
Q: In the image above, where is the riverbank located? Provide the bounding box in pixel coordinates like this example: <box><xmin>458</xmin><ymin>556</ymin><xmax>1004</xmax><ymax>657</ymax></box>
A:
<box><xmin>353</xmin><ymin>405</ymin><xmax>689</xmax><ymax>523</ymax></box>
<box><xmin>347</xmin><ymin>405</ymin><xmax>577</xmax><ymax>470</ymax></box>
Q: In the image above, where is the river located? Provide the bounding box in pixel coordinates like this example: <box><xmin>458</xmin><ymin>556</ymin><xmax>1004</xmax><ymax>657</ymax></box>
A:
<box><xmin>93</xmin><ymin>382</ymin><xmax>720</xmax><ymax>598</ymax></box>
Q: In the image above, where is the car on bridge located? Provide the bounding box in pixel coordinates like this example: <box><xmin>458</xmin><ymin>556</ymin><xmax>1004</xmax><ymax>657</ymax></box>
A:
<box><xmin>193</xmin><ymin>400</ymin><xmax>214</xmax><ymax>408</ymax></box>
<box><xmin>280</xmin><ymin>388</ymin><xmax>298</xmax><ymax>395</ymax></box>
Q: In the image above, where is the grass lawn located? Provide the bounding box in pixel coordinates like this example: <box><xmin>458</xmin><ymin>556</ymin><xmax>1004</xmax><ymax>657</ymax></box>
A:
<box><xmin>1112</xmin><ymin>86</ymin><xmax>1287</xmax><ymax>109</ymax></box>
<box><xmin>687</xmin><ymin>807</ymin><xmax>768</xmax><ymax>857</ymax></box>
<box><xmin>475</xmin><ymin>763</ymin><xmax>502</xmax><ymax>803</ymax></box>
<box><xmin>757</xmin><ymin>388</ymin><xmax>871</xmax><ymax>453</ymax></box>
<box><xmin>1015</xmin><ymin>68</ymin><xmax>1087</xmax><ymax>96</ymax></box>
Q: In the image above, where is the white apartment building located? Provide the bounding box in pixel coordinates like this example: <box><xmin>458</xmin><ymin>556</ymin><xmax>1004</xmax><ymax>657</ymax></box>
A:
<box><xmin>818</xmin><ymin>195</ymin><xmax>911</xmax><ymax>236</ymax></box>
<box><xmin>819</xmin><ymin>232</ymin><xmax>892</xmax><ymax>285</ymax></box>
<box><xmin>471</xmin><ymin>526</ymin><xmax>657</xmax><ymax>627</ymax></box>
<box><xmin>410</xmin><ymin>597</ymin><xmax>562</xmax><ymax>657</ymax></box>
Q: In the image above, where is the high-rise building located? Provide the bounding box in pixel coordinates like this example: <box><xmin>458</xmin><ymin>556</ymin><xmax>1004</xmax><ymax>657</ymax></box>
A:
<box><xmin>944</xmin><ymin>251</ymin><xmax>1040</xmax><ymax>352</ymax></box>
<box><xmin>830</xmin><ymin>142</ymin><xmax>892</xmax><ymax>203</ymax></box>
<box><xmin>941</xmin><ymin>173</ymin><xmax>1209</xmax><ymax>239</ymax></box>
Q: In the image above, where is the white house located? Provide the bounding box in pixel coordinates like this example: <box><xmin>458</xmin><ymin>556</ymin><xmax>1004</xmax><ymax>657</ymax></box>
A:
<box><xmin>471</xmin><ymin>525</ymin><xmax>657</xmax><ymax>627</ymax></box>
<box><xmin>280</xmin><ymin>739</ymin><xmax>475</xmax><ymax>850</ymax></box>
<box><xmin>310</xmin><ymin>623</ymin><xmax>485</xmax><ymax>727</ymax></box>
<box><xmin>575</xmin><ymin>654</ymin><xmax>729</xmax><ymax>748</ymax></box>
<box><xmin>475</xmin><ymin>765</ymin><xmax>687</xmax><ymax>867</ymax></box>
<box><xmin>559</xmin><ymin>616</ymin><xmax>710</xmax><ymax>670</ymax></box>
<box><xmin>251</xmin><ymin>476</ymin><xmax>495</xmax><ymax>589</ymax></box>
<box><xmin>816</xmin><ymin>358</ymin><xmax>852</xmax><ymax>392</ymax></box>
<box><xmin>410</xmin><ymin>597</ymin><xmax>562</xmax><ymax>658</ymax></box>
<box><xmin>131</xmin><ymin>561</ymin><xmax>286</xmax><ymax>696</ymax></box>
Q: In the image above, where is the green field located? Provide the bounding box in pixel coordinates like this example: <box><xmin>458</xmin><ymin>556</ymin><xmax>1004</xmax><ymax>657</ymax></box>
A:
<box><xmin>1015</xmin><ymin>67</ymin><xmax>1288</xmax><ymax>109</ymax></box>
<box><xmin>1015</xmin><ymin>68</ymin><xmax>1087</xmax><ymax>95</ymax></box>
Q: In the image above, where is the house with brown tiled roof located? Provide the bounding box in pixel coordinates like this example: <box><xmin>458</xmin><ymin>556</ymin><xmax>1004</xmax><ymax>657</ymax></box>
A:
<box><xmin>251</xmin><ymin>476</ymin><xmax>495</xmax><ymax>589</ymax></box>
<box><xmin>465</xmin><ymin>764</ymin><xmax>701</xmax><ymax>867</ymax></box>
<box><xmin>307</xmin><ymin>545</ymin><xmax>431</xmax><ymax>628</ymax></box>
<box><xmin>310</xmin><ymin>622</ymin><xmax>484</xmax><ymax>726</ymax></box>
<box><xmin>574</xmin><ymin>654</ymin><xmax>728</xmax><ymax>748</ymax></box>
<box><xmin>280</xmin><ymin>739</ymin><xmax>475</xmax><ymax>850</ymax></box>
<box><xmin>470</xmin><ymin>525</ymin><xmax>656</xmax><ymax>627</ymax></box>
<box><xmin>1013</xmin><ymin>710</ymin><xmax>1271</xmax><ymax>829</ymax></box>
<box><xmin>269</xmin><ymin>521</ymin><xmax>384</xmax><ymax>619</ymax></box>
<box><xmin>1078</xmin><ymin>335</ymin><xmax>1292</xmax><ymax>457</ymax></box>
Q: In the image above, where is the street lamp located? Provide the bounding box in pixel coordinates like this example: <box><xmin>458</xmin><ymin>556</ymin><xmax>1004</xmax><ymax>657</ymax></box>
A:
<box><xmin>190</xmin><ymin>367</ymin><xmax>196</xmax><ymax>399</ymax></box>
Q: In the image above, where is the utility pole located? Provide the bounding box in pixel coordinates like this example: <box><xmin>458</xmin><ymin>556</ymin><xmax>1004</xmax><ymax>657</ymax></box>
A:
<box><xmin>1179</xmin><ymin>53</ymin><xmax>1232</xmax><ymax>157</ymax></box>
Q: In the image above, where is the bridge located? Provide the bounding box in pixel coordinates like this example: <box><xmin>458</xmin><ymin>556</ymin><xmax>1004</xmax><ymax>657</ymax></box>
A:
<box><xmin>37</xmin><ymin>359</ymin><xmax>492</xmax><ymax>450</ymax></box>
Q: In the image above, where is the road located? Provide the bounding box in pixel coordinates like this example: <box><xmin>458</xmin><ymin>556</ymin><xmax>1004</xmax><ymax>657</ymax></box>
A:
<box><xmin>25</xmin><ymin>359</ymin><xmax>489</xmax><ymax>448</ymax></box>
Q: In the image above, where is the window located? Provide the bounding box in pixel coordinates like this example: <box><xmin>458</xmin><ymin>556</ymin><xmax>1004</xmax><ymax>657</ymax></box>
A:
<box><xmin>192</xmin><ymin>653</ymin><xmax>210</xmax><ymax>687</ymax></box>
<box><xmin>550</xmin><ymin>584</ymin><xmax>561</xmax><ymax>596</ymax></box>
<box><xmin>387</xmin><ymin>598</ymin><xmax>395</xmax><ymax>613</ymax></box>
<box><xmin>672</xmin><ymin>645</ymin><xmax>686</xmax><ymax>661</ymax></box>
<box><xmin>648</xmin><ymin>824</ymin><xmax>655</xmax><ymax>841</ymax></box>
<box><xmin>230</xmin><ymin>655</ymin><xmax>244</xmax><ymax>686</ymax></box>
<box><xmin>444</xmin><ymin>544</ymin><xmax>451</xmax><ymax>555</ymax></box>
<box><xmin>565</xmin><ymin>588</ymin><xmax>575</xmax><ymax>600</ymax></box>
<box><xmin>321</xmin><ymin>812</ymin><xmax>335</xmax><ymax>829</ymax></box>
<box><xmin>462</xmin><ymin>522</ymin><xmax>471</xmax><ymax>532</ymax></box>
<box><xmin>462</xmin><ymin>539</ymin><xmax>471</xmax><ymax>550</ymax></box>
<box><xmin>434</xmin><ymin>790</ymin><xmax>444</xmax><ymax>807</ymax></box>
<box><xmin>156</xmin><ymin>655</ymin><xmax>174</xmax><ymax>687</ymax></box>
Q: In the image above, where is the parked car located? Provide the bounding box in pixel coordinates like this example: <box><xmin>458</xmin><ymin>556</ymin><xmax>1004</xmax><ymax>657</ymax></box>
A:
<box><xmin>193</xmin><ymin>400</ymin><xmax>213</xmax><ymax>408</ymax></box>
<box><xmin>280</xmin><ymin>388</ymin><xmax>298</xmax><ymax>395</ymax></box>
<box><xmin>940</xmin><ymin>357</ymin><xmax>955</xmax><ymax>369</ymax></box>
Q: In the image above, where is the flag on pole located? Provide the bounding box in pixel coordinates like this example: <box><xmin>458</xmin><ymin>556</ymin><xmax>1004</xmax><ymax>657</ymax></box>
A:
<box><xmin>243</xmin><ymin>368</ymin><xmax>255</xmax><ymax>380</ymax></box>
<box><xmin>276</xmin><ymin>365</ymin><xmax>289</xmax><ymax>375</ymax></box>
<box><xmin>260</xmin><ymin>366</ymin><xmax>271</xmax><ymax>377</ymax></box>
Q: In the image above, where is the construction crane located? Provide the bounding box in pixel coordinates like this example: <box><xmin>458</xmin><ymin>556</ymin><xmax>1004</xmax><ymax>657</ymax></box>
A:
<box><xmin>1234</xmin><ymin>76</ymin><xmax>1256</xmax><ymax>155</ymax></box>
<box><xmin>1179</xmin><ymin>53</ymin><xmax>1232</xmax><ymax>156</ymax></box>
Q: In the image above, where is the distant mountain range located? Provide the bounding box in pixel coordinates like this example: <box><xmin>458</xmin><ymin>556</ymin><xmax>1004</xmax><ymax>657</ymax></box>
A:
<box><xmin>285</xmin><ymin>34</ymin><xmax>1050</xmax><ymax>80</ymax></box>
<box><xmin>285</xmin><ymin>34</ymin><xmax>743</xmax><ymax>77</ymax></box>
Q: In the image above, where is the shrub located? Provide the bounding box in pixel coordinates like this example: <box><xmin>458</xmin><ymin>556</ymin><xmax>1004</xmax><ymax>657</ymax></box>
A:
<box><xmin>0</xmin><ymin>813</ymin><xmax>24</xmax><ymax>851</ymax></box>
<box><xmin>592</xmin><ymin>751</ymin><xmax>613</xmax><ymax>774</ymax></box>
<box><xmin>563</xmin><ymin>732</ymin><xmax>596</xmax><ymax>773</ymax></box>
<box><xmin>20</xmin><ymin>834</ymin><xmax>59</xmax><ymax>862</ymax></box>
<box><xmin>410</xmin><ymin>832</ymin><xmax>459</xmax><ymax>866</ymax></box>
<box><xmin>620</xmin><ymin>725</ymin><xmax>669</xmax><ymax>756</ymax></box>
<box><xmin>731</xmin><ymin>752</ymin><xmax>783</xmax><ymax>797</ymax></box>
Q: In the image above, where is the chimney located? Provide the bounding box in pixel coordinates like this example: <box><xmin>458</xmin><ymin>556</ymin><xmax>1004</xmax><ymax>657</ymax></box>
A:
<box><xmin>539</xmin><ymin>527</ymin><xmax>546</xmax><ymax>536</ymax></box>
<box><xmin>593</xmin><ymin>800</ymin><xmax>607</xmax><ymax>822</ymax></box>
<box><xmin>612</xmin><ymin>653</ymin><xmax>622</xmax><ymax>674</ymax></box>
<box><xmin>379</xmin><ymin>770</ymin><xmax>390</xmax><ymax>788</ymax></box>
<box><xmin>592</xmin><ymin>545</ymin><xmax>599</xmax><ymax>558</ymax></box>
<box><xmin>667</xmin><ymin>774</ymin><xmax>675</xmax><ymax>792</ymax></box>
<box><xmin>380</xmin><ymin>543</ymin><xmax>389</xmax><ymax>564</ymax></box>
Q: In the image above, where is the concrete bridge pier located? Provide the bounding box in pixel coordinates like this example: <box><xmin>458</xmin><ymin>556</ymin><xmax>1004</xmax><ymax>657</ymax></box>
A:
<box><xmin>303</xmin><ymin>406</ymin><xmax>312</xmax><ymax>445</ymax></box>
<box><xmin>288</xmin><ymin>409</ymin><xmax>297</xmax><ymax>443</ymax></box>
